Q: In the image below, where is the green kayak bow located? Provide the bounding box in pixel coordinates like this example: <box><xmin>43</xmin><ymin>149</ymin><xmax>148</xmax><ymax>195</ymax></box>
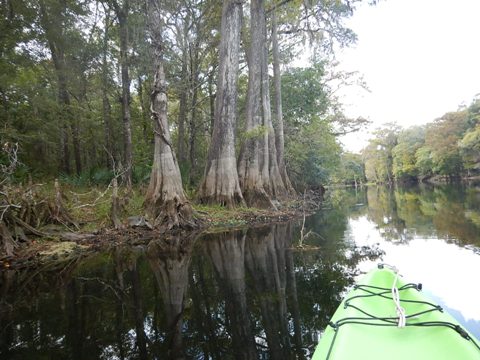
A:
<box><xmin>312</xmin><ymin>265</ymin><xmax>480</xmax><ymax>360</ymax></box>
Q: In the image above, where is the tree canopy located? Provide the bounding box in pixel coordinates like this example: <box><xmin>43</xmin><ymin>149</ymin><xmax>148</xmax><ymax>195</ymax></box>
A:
<box><xmin>362</xmin><ymin>98</ymin><xmax>480</xmax><ymax>183</ymax></box>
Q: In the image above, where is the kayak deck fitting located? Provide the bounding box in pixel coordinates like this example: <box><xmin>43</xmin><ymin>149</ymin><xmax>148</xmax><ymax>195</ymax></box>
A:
<box><xmin>312</xmin><ymin>265</ymin><xmax>480</xmax><ymax>359</ymax></box>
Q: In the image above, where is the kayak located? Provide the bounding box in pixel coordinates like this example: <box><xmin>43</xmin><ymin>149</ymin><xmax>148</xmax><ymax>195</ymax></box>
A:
<box><xmin>312</xmin><ymin>265</ymin><xmax>480</xmax><ymax>359</ymax></box>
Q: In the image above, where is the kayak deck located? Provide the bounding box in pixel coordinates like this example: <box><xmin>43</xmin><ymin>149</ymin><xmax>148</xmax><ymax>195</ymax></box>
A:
<box><xmin>312</xmin><ymin>266</ymin><xmax>480</xmax><ymax>359</ymax></box>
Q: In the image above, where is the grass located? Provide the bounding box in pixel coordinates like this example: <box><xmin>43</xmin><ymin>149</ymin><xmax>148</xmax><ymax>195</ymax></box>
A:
<box><xmin>14</xmin><ymin>180</ymin><xmax>300</xmax><ymax>235</ymax></box>
<box><xmin>65</xmin><ymin>185</ymin><xmax>145</xmax><ymax>232</ymax></box>
<box><xmin>66</xmin><ymin>185</ymin><xmax>268</xmax><ymax>231</ymax></box>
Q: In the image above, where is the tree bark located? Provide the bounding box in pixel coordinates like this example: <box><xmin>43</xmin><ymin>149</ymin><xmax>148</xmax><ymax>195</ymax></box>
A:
<box><xmin>188</xmin><ymin>47</ymin><xmax>200</xmax><ymax>186</ymax></box>
<box><xmin>198</xmin><ymin>0</ymin><xmax>245</xmax><ymax>208</ymax></box>
<box><xmin>261</xmin><ymin>13</ymin><xmax>286</xmax><ymax>199</ymax></box>
<box><xmin>177</xmin><ymin>45</ymin><xmax>188</xmax><ymax>164</ymax></box>
<box><xmin>137</xmin><ymin>75</ymin><xmax>150</xmax><ymax>145</ymax></box>
<box><xmin>144</xmin><ymin>2</ymin><xmax>194</xmax><ymax>229</ymax></box>
<box><xmin>39</xmin><ymin>0</ymin><xmax>72</xmax><ymax>174</ymax></box>
<box><xmin>271</xmin><ymin>10</ymin><xmax>295</xmax><ymax>195</ymax></box>
<box><xmin>237</xmin><ymin>0</ymin><xmax>275</xmax><ymax>208</ymax></box>
<box><xmin>113</xmin><ymin>0</ymin><xmax>133</xmax><ymax>188</ymax></box>
<box><xmin>207</xmin><ymin>68</ymin><xmax>216</xmax><ymax>135</ymax></box>
<box><xmin>100</xmin><ymin>8</ymin><xmax>115</xmax><ymax>168</ymax></box>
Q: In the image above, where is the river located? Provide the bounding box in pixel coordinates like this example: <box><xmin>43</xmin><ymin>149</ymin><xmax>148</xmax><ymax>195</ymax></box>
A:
<box><xmin>1</xmin><ymin>183</ymin><xmax>479</xmax><ymax>359</ymax></box>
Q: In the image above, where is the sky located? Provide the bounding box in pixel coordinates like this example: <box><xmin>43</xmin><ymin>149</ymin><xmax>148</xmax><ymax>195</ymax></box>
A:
<box><xmin>336</xmin><ymin>0</ymin><xmax>480</xmax><ymax>152</ymax></box>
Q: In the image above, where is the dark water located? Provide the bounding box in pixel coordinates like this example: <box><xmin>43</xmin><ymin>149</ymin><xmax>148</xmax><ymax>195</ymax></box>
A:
<box><xmin>1</xmin><ymin>184</ymin><xmax>480</xmax><ymax>359</ymax></box>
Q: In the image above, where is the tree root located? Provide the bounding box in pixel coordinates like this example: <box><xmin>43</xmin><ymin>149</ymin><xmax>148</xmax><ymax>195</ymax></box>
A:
<box><xmin>0</xmin><ymin>181</ymin><xmax>81</xmax><ymax>256</ymax></box>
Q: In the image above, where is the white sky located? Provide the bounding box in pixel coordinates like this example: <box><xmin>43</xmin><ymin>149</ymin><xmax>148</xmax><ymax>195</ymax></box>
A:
<box><xmin>337</xmin><ymin>0</ymin><xmax>480</xmax><ymax>152</ymax></box>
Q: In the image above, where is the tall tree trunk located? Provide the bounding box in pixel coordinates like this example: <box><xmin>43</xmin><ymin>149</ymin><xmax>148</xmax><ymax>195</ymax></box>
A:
<box><xmin>59</xmin><ymin>86</ymin><xmax>71</xmax><ymax>175</ymax></box>
<box><xmin>188</xmin><ymin>47</ymin><xmax>199</xmax><ymax>186</ymax></box>
<box><xmin>237</xmin><ymin>0</ymin><xmax>274</xmax><ymax>208</ymax></box>
<box><xmin>207</xmin><ymin>68</ymin><xmax>215</xmax><ymax>135</ymax></box>
<box><xmin>73</xmin><ymin>66</ymin><xmax>88</xmax><ymax>174</ymax></box>
<box><xmin>70</xmin><ymin>115</ymin><xmax>82</xmax><ymax>174</ymax></box>
<box><xmin>271</xmin><ymin>10</ymin><xmax>295</xmax><ymax>195</ymax></box>
<box><xmin>100</xmin><ymin>7</ymin><xmax>114</xmax><ymax>168</ymax></box>
<box><xmin>137</xmin><ymin>75</ymin><xmax>150</xmax><ymax>145</ymax></box>
<box><xmin>39</xmin><ymin>0</ymin><xmax>72</xmax><ymax>174</ymax></box>
<box><xmin>144</xmin><ymin>2</ymin><xmax>194</xmax><ymax>229</ymax></box>
<box><xmin>198</xmin><ymin>0</ymin><xmax>244</xmax><ymax>208</ymax></box>
<box><xmin>177</xmin><ymin>46</ymin><xmax>188</xmax><ymax>164</ymax></box>
<box><xmin>114</xmin><ymin>0</ymin><xmax>133</xmax><ymax>188</ymax></box>
<box><xmin>261</xmin><ymin>13</ymin><xmax>285</xmax><ymax>199</ymax></box>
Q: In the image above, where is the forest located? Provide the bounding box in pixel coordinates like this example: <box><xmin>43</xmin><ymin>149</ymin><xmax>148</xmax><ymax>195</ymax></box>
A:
<box><xmin>359</xmin><ymin>98</ymin><xmax>480</xmax><ymax>184</ymax></box>
<box><xmin>1</xmin><ymin>0</ymin><xmax>373</xmax><ymax>254</ymax></box>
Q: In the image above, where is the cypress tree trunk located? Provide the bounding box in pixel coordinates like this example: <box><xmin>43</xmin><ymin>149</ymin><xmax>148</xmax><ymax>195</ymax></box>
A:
<box><xmin>271</xmin><ymin>10</ymin><xmax>295</xmax><ymax>195</ymax></box>
<box><xmin>137</xmin><ymin>75</ymin><xmax>150</xmax><ymax>145</ymax></box>
<box><xmin>198</xmin><ymin>0</ymin><xmax>244</xmax><ymax>208</ymax></box>
<box><xmin>39</xmin><ymin>0</ymin><xmax>72</xmax><ymax>174</ymax></box>
<box><xmin>101</xmin><ymin>11</ymin><xmax>114</xmax><ymax>168</ymax></box>
<box><xmin>177</xmin><ymin>44</ymin><xmax>188</xmax><ymax>164</ymax></box>
<box><xmin>188</xmin><ymin>55</ymin><xmax>199</xmax><ymax>185</ymax></box>
<box><xmin>261</xmin><ymin>12</ymin><xmax>286</xmax><ymax>199</ymax></box>
<box><xmin>238</xmin><ymin>0</ymin><xmax>274</xmax><ymax>208</ymax></box>
<box><xmin>112</xmin><ymin>0</ymin><xmax>133</xmax><ymax>188</ymax></box>
<box><xmin>207</xmin><ymin>68</ymin><xmax>216</xmax><ymax>135</ymax></box>
<box><xmin>144</xmin><ymin>1</ymin><xmax>193</xmax><ymax>229</ymax></box>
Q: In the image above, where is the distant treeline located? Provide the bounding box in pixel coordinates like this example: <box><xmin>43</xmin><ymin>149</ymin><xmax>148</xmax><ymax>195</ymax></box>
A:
<box><xmin>356</xmin><ymin>98</ymin><xmax>480</xmax><ymax>184</ymax></box>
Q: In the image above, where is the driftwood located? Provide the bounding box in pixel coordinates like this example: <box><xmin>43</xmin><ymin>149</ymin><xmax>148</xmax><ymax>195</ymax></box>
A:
<box><xmin>0</xmin><ymin>180</ymin><xmax>82</xmax><ymax>256</ymax></box>
<box><xmin>52</xmin><ymin>179</ymin><xmax>79</xmax><ymax>230</ymax></box>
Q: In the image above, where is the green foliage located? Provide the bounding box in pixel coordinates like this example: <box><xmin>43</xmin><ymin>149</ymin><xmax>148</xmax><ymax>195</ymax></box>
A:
<box><xmin>415</xmin><ymin>146</ymin><xmax>434</xmax><ymax>177</ymax></box>
<box><xmin>424</xmin><ymin>111</ymin><xmax>468</xmax><ymax>176</ymax></box>
<box><xmin>332</xmin><ymin>152</ymin><xmax>365</xmax><ymax>185</ymax></box>
<box><xmin>281</xmin><ymin>62</ymin><xmax>330</xmax><ymax>125</ymax></box>
<box><xmin>392</xmin><ymin>126</ymin><xmax>425</xmax><ymax>180</ymax></box>
<box><xmin>363</xmin><ymin>98</ymin><xmax>480</xmax><ymax>182</ymax></box>
<box><xmin>132</xmin><ymin>164</ymin><xmax>151</xmax><ymax>185</ymax></box>
<box><xmin>0</xmin><ymin>0</ymin><xmax>375</xmax><ymax>200</ymax></box>
<box><xmin>458</xmin><ymin>100</ymin><xmax>480</xmax><ymax>172</ymax></box>
<box><xmin>285</xmin><ymin>118</ymin><xmax>341</xmax><ymax>189</ymax></box>
<box><xmin>281</xmin><ymin>61</ymin><xmax>365</xmax><ymax>188</ymax></box>
<box><xmin>242</xmin><ymin>125</ymin><xmax>269</xmax><ymax>140</ymax></box>
<box><xmin>459</xmin><ymin>125</ymin><xmax>480</xmax><ymax>171</ymax></box>
<box><xmin>362</xmin><ymin>123</ymin><xmax>400</xmax><ymax>183</ymax></box>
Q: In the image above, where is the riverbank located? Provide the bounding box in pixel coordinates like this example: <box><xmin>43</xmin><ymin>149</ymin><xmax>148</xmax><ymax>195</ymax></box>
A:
<box><xmin>0</xmin><ymin>184</ymin><xmax>323</xmax><ymax>270</ymax></box>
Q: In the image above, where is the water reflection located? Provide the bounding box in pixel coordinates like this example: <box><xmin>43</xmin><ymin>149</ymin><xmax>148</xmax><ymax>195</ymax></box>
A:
<box><xmin>203</xmin><ymin>231</ymin><xmax>256</xmax><ymax>359</ymax></box>
<box><xmin>146</xmin><ymin>236</ymin><xmax>196</xmax><ymax>359</ymax></box>
<box><xmin>2</xmin><ymin>184</ymin><xmax>479</xmax><ymax>358</ymax></box>
<box><xmin>0</xmin><ymin>223</ymin><xmax>376</xmax><ymax>359</ymax></box>
<box><xmin>363</xmin><ymin>184</ymin><xmax>480</xmax><ymax>248</ymax></box>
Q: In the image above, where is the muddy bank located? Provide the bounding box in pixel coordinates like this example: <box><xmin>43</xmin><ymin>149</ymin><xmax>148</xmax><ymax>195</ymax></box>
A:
<box><xmin>0</xmin><ymin>191</ymin><xmax>323</xmax><ymax>270</ymax></box>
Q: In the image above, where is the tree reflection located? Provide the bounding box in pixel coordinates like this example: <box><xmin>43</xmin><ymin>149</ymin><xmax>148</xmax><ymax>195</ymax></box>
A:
<box><xmin>146</xmin><ymin>235</ymin><xmax>197</xmax><ymax>360</ymax></box>
<box><xmin>365</xmin><ymin>184</ymin><xmax>480</xmax><ymax>247</ymax></box>
<box><xmin>1</xmin><ymin>215</ymin><xmax>386</xmax><ymax>359</ymax></box>
<box><xmin>203</xmin><ymin>230</ymin><xmax>257</xmax><ymax>360</ymax></box>
<box><xmin>244</xmin><ymin>225</ymin><xmax>291</xmax><ymax>359</ymax></box>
